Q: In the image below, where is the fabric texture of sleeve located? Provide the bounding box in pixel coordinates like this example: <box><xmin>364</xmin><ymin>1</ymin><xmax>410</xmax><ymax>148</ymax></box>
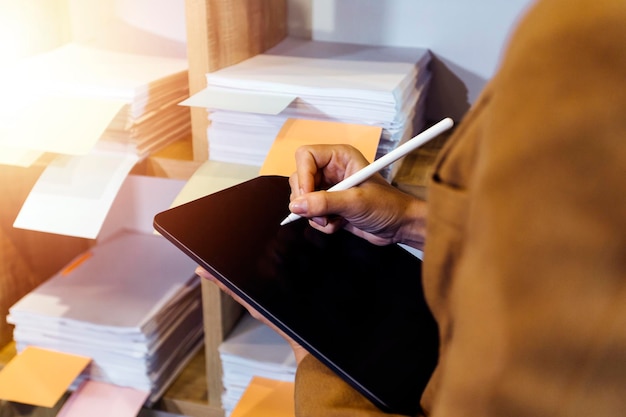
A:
<box><xmin>427</xmin><ymin>0</ymin><xmax>626</xmax><ymax>415</ymax></box>
<box><xmin>295</xmin><ymin>355</ymin><xmax>422</xmax><ymax>417</ymax></box>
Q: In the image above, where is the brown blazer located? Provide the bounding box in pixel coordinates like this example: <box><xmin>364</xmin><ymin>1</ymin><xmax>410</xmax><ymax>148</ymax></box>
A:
<box><xmin>295</xmin><ymin>0</ymin><xmax>626</xmax><ymax>415</ymax></box>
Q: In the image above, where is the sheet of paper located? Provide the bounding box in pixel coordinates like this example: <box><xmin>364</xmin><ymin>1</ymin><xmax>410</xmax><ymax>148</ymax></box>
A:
<box><xmin>0</xmin><ymin>95</ymin><xmax>127</xmax><ymax>156</ymax></box>
<box><xmin>1</xmin><ymin>43</ymin><xmax>189</xmax><ymax>108</ymax></box>
<box><xmin>13</xmin><ymin>148</ymin><xmax>139</xmax><ymax>239</ymax></box>
<box><xmin>220</xmin><ymin>313</ymin><xmax>297</xmax><ymax>371</ymax></box>
<box><xmin>230</xmin><ymin>377</ymin><xmax>295</xmax><ymax>417</ymax></box>
<box><xmin>205</xmin><ymin>37</ymin><xmax>427</xmax><ymax>98</ymax></box>
<box><xmin>220</xmin><ymin>313</ymin><xmax>297</xmax><ymax>414</ymax></box>
<box><xmin>169</xmin><ymin>160</ymin><xmax>260</xmax><ymax>208</ymax></box>
<box><xmin>103</xmin><ymin>174</ymin><xmax>186</xmax><ymax>242</ymax></box>
<box><xmin>0</xmin><ymin>42</ymin><xmax>190</xmax><ymax>159</ymax></box>
<box><xmin>180</xmin><ymin>86</ymin><xmax>296</xmax><ymax>115</ymax></box>
<box><xmin>57</xmin><ymin>380</ymin><xmax>149</xmax><ymax>417</ymax></box>
<box><xmin>259</xmin><ymin>118</ymin><xmax>382</xmax><ymax>176</ymax></box>
<box><xmin>8</xmin><ymin>231</ymin><xmax>198</xmax><ymax>331</ymax></box>
<box><xmin>0</xmin><ymin>346</ymin><xmax>91</xmax><ymax>407</ymax></box>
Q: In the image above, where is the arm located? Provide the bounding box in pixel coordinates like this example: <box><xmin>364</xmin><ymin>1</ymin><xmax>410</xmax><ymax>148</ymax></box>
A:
<box><xmin>426</xmin><ymin>1</ymin><xmax>626</xmax><ymax>414</ymax></box>
<box><xmin>296</xmin><ymin>355</ymin><xmax>421</xmax><ymax>417</ymax></box>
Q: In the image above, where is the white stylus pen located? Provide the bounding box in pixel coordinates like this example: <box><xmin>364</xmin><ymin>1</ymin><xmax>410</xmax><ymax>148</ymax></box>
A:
<box><xmin>280</xmin><ymin>117</ymin><xmax>454</xmax><ymax>226</ymax></box>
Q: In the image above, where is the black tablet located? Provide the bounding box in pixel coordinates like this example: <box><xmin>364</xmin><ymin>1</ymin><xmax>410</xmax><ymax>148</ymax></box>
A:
<box><xmin>153</xmin><ymin>175</ymin><xmax>438</xmax><ymax>415</ymax></box>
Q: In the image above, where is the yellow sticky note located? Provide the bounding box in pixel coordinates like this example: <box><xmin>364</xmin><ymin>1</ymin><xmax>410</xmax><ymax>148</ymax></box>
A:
<box><xmin>0</xmin><ymin>346</ymin><xmax>91</xmax><ymax>407</ymax></box>
<box><xmin>260</xmin><ymin>118</ymin><xmax>382</xmax><ymax>177</ymax></box>
<box><xmin>231</xmin><ymin>376</ymin><xmax>295</xmax><ymax>417</ymax></box>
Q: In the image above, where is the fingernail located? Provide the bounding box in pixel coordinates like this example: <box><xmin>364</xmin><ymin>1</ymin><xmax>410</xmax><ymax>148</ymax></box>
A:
<box><xmin>289</xmin><ymin>197</ymin><xmax>308</xmax><ymax>214</ymax></box>
<box><xmin>312</xmin><ymin>216</ymin><xmax>327</xmax><ymax>227</ymax></box>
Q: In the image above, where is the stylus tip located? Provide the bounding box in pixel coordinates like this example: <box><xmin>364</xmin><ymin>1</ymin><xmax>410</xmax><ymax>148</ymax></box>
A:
<box><xmin>280</xmin><ymin>213</ymin><xmax>301</xmax><ymax>226</ymax></box>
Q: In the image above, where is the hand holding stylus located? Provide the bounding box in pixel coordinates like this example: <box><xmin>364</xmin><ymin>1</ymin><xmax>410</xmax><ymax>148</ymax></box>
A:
<box><xmin>280</xmin><ymin>117</ymin><xmax>454</xmax><ymax>226</ymax></box>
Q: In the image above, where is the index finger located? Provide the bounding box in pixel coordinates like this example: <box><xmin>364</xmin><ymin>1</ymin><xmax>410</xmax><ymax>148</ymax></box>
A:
<box><xmin>293</xmin><ymin>145</ymin><xmax>334</xmax><ymax>195</ymax></box>
<box><xmin>293</xmin><ymin>144</ymin><xmax>368</xmax><ymax>195</ymax></box>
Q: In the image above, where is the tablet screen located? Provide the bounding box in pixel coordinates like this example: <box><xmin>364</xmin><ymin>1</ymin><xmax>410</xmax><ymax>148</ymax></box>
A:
<box><xmin>154</xmin><ymin>175</ymin><xmax>438</xmax><ymax>415</ymax></box>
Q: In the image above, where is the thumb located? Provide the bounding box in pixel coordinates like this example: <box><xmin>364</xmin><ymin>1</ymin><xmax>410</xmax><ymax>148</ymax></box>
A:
<box><xmin>289</xmin><ymin>189</ymin><xmax>353</xmax><ymax>219</ymax></box>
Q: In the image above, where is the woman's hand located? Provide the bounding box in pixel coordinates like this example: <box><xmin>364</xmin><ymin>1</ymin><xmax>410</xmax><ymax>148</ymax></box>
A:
<box><xmin>288</xmin><ymin>144</ymin><xmax>428</xmax><ymax>250</ymax></box>
<box><xmin>195</xmin><ymin>266</ymin><xmax>310</xmax><ymax>365</ymax></box>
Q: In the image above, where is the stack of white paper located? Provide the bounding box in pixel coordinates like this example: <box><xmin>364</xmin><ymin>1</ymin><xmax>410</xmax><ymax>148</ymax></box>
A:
<box><xmin>182</xmin><ymin>37</ymin><xmax>431</xmax><ymax>180</ymax></box>
<box><xmin>219</xmin><ymin>313</ymin><xmax>297</xmax><ymax>416</ymax></box>
<box><xmin>0</xmin><ymin>43</ymin><xmax>191</xmax><ymax>166</ymax></box>
<box><xmin>3</xmin><ymin>43</ymin><xmax>192</xmax><ymax>239</ymax></box>
<box><xmin>7</xmin><ymin>230</ymin><xmax>203</xmax><ymax>405</ymax></box>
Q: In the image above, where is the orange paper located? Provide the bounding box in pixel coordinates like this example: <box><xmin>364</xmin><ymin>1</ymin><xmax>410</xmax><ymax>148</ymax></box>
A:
<box><xmin>260</xmin><ymin>118</ymin><xmax>382</xmax><ymax>176</ymax></box>
<box><xmin>0</xmin><ymin>346</ymin><xmax>91</xmax><ymax>407</ymax></box>
<box><xmin>230</xmin><ymin>377</ymin><xmax>295</xmax><ymax>417</ymax></box>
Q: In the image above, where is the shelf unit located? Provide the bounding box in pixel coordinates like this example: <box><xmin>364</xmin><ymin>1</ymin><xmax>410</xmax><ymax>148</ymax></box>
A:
<box><xmin>0</xmin><ymin>2</ymin><xmax>288</xmax><ymax>416</ymax></box>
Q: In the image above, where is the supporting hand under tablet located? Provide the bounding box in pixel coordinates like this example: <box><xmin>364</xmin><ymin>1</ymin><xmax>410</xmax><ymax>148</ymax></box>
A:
<box><xmin>287</xmin><ymin>144</ymin><xmax>428</xmax><ymax>250</ymax></box>
<box><xmin>194</xmin><ymin>266</ymin><xmax>310</xmax><ymax>365</ymax></box>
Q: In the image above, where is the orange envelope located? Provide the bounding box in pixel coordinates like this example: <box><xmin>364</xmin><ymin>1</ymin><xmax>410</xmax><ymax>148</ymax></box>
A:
<box><xmin>260</xmin><ymin>118</ymin><xmax>382</xmax><ymax>177</ymax></box>
<box><xmin>0</xmin><ymin>346</ymin><xmax>91</xmax><ymax>407</ymax></box>
<box><xmin>231</xmin><ymin>376</ymin><xmax>295</xmax><ymax>417</ymax></box>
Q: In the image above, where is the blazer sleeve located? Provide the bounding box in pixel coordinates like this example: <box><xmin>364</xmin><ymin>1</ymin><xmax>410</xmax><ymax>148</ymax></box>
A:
<box><xmin>428</xmin><ymin>0</ymin><xmax>626</xmax><ymax>415</ymax></box>
<box><xmin>295</xmin><ymin>355</ymin><xmax>423</xmax><ymax>417</ymax></box>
